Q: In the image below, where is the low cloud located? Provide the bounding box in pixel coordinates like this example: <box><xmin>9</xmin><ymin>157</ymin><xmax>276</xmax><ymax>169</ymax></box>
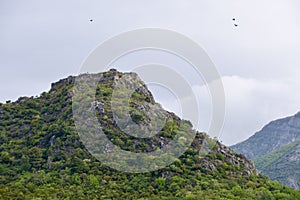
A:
<box><xmin>151</xmin><ymin>75</ymin><xmax>300</xmax><ymax>146</ymax></box>
<box><xmin>193</xmin><ymin>76</ymin><xmax>300</xmax><ymax>145</ymax></box>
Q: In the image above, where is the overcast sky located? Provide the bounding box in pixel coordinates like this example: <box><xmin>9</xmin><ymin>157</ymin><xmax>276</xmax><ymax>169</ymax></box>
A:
<box><xmin>1</xmin><ymin>0</ymin><xmax>300</xmax><ymax>145</ymax></box>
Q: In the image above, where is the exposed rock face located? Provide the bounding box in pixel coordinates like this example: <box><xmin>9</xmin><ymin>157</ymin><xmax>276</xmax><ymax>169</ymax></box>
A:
<box><xmin>219</xmin><ymin>143</ymin><xmax>256</xmax><ymax>175</ymax></box>
<box><xmin>231</xmin><ymin>113</ymin><xmax>300</xmax><ymax>189</ymax></box>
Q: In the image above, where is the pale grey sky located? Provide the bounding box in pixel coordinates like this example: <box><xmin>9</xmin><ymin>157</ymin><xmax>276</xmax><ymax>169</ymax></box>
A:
<box><xmin>1</xmin><ymin>0</ymin><xmax>300</xmax><ymax>145</ymax></box>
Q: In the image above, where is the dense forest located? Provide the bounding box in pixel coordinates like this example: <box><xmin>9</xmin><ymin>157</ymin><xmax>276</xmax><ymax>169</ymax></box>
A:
<box><xmin>1</xmin><ymin>70</ymin><xmax>300</xmax><ymax>199</ymax></box>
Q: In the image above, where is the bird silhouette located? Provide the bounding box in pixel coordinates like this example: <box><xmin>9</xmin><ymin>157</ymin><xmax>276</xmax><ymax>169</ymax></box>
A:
<box><xmin>232</xmin><ymin>18</ymin><xmax>238</xmax><ymax>27</ymax></box>
<box><xmin>90</xmin><ymin>19</ymin><xmax>93</xmax><ymax>22</ymax></box>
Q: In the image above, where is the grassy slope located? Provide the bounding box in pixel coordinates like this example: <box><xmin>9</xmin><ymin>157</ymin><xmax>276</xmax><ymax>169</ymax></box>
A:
<box><xmin>254</xmin><ymin>140</ymin><xmax>300</xmax><ymax>170</ymax></box>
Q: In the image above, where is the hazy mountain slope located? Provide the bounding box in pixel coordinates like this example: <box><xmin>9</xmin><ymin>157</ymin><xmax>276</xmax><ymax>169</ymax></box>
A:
<box><xmin>231</xmin><ymin>113</ymin><xmax>300</xmax><ymax>159</ymax></box>
<box><xmin>231</xmin><ymin>113</ymin><xmax>300</xmax><ymax>189</ymax></box>
<box><xmin>254</xmin><ymin>140</ymin><xmax>300</xmax><ymax>189</ymax></box>
<box><xmin>0</xmin><ymin>69</ymin><xmax>299</xmax><ymax>199</ymax></box>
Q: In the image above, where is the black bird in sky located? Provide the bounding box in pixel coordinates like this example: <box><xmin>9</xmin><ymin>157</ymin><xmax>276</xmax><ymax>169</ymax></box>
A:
<box><xmin>90</xmin><ymin>19</ymin><xmax>93</xmax><ymax>22</ymax></box>
<box><xmin>232</xmin><ymin>18</ymin><xmax>238</xmax><ymax>27</ymax></box>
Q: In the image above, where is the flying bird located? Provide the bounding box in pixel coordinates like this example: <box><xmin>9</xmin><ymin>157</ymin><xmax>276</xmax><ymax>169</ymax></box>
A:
<box><xmin>90</xmin><ymin>19</ymin><xmax>93</xmax><ymax>22</ymax></box>
<box><xmin>232</xmin><ymin>18</ymin><xmax>238</xmax><ymax>27</ymax></box>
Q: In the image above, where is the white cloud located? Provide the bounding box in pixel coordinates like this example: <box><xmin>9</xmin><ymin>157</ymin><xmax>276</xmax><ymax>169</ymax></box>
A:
<box><xmin>136</xmin><ymin>75</ymin><xmax>300</xmax><ymax>146</ymax></box>
<box><xmin>220</xmin><ymin>76</ymin><xmax>300</xmax><ymax>145</ymax></box>
<box><xmin>175</xmin><ymin>75</ymin><xmax>300</xmax><ymax>146</ymax></box>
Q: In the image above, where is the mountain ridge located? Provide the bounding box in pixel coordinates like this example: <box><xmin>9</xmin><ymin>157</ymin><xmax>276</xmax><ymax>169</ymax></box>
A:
<box><xmin>231</xmin><ymin>112</ymin><xmax>300</xmax><ymax>189</ymax></box>
<box><xmin>231</xmin><ymin>112</ymin><xmax>300</xmax><ymax>159</ymax></box>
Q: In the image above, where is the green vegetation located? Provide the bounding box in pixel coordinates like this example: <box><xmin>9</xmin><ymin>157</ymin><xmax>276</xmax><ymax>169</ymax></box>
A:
<box><xmin>232</xmin><ymin>112</ymin><xmax>300</xmax><ymax>189</ymax></box>
<box><xmin>1</xmin><ymin>70</ymin><xmax>300</xmax><ymax>199</ymax></box>
<box><xmin>253</xmin><ymin>140</ymin><xmax>300</xmax><ymax>189</ymax></box>
<box><xmin>254</xmin><ymin>140</ymin><xmax>300</xmax><ymax>170</ymax></box>
<box><xmin>231</xmin><ymin>114</ymin><xmax>300</xmax><ymax>160</ymax></box>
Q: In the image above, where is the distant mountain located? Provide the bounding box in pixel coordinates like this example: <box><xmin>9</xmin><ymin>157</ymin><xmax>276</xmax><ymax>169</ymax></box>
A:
<box><xmin>254</xmin><ymin>140</ymin><xmax>300</xmax><ymax>189</ymax></box>
<box><xmin>0</xmin><ymin>69</ymin><xmax>299</xmax><ymax>199</ymax></box>
<box><xmin>231</xmin><ymin>113</ymin><xmax>300</xmax><ymax>189</ymax></box>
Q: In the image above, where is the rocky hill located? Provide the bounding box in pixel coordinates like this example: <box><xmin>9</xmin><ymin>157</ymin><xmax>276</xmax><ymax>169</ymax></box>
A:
<box><xmin>231</xmin><ymin>113</ymin><xmax>300</xmax><ymax>189</ymax></box>
<box><xmin>1</xmin><ymin>69</ymin><xmax>299</xmax><ymax>199</ymax></box>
